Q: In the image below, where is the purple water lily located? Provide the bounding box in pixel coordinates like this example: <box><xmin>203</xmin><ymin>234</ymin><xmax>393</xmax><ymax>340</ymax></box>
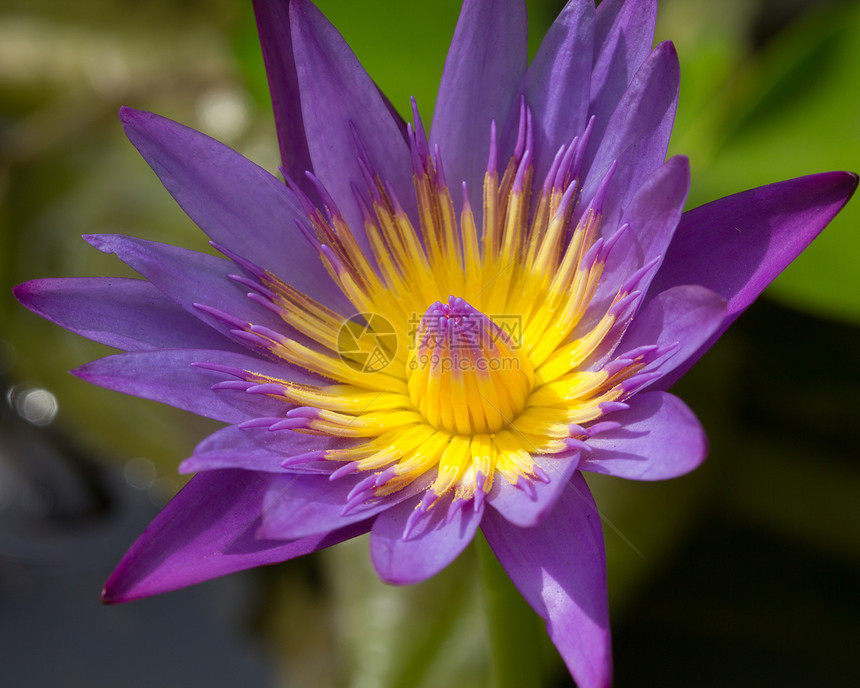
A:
<box><xmin>14</xmin><ymin>0</ymin><xmax>856</xmax><ymax>686</ymax></box>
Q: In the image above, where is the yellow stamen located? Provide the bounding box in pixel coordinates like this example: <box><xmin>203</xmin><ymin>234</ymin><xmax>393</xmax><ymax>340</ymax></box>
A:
<box><xmin>219</xmin><ymin>108</ymin><xmax>658</xmax><ymax>508</ymax></box>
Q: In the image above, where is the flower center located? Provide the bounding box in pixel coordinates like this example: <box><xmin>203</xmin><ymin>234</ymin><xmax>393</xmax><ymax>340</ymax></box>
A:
<box><xmin>206</xmin><ymin>100</ymin><xmax>675</xmax><ymax>507</ymax></box>
<box><xmin>407</xmin><ymin>297</ymin><xmax>533</xmax><ymax>435</ymax></box>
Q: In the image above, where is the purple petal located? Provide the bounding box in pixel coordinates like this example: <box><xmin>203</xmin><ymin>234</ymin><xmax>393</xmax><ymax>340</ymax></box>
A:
<box><xmin>118</xmin><ymin>107</ymin><xmax>346</xmax><ymax>311</ymax></box>
<box><xmin>503</xmin><ymin>0</ymin><xmax>593</xmax><ymax>183</ymax></box>
<box><xmin>257</xmin><ymin>471</ymin><xmax>424</xmax><ymax>540</ymax></box>
<box><xmin>581</xmin><ymin>41</ymin><xmax>679</xmax><ymax>229</ymax></box>
<box><xmin>289</xmin><ymin>0</ymin><xmax>413</xmax><ymax>246</ymax></box>
<box><xmin>430</xmin><ymin>0</ymin><xmax>527</xmax><ymax>194</ymax></box>
<box><xmin>618</xmin><ymin>284</ymin><xmax>728</xmax><ymax>389</ymax></box>
<box><xmin>488</xmin><ymin>451</ymin><xmax>580</xmax><ymax>527</ymax></box>
<box><xmin>482</xmin><ymin>472</ymin><xmax>611</xmax><ymax>688</ymax></box>
<box><xmin>369</xmin><ymin>492</ymin><xmax>484</xmax><ymax>585</ymax></box>
<box><xmin>587</xmin><ymin>0</ymin><xmax>658</xmax><ymax>168</ymax></box>
<box><xmin>648</xmin><ymin>171</ymin><xmax>858</xmax><ymax>385</ymax></box>
<box><xmin>180</xmin><ymin>425</ymin><xmax>352</xmax><ymax>474</ymax></box>
<box><xmin>72</xmin><ymin>348</ymin><xmax>313</xmax><ymax>423</ymax></box>
<box><xmin>251</xmin><ymin>0</ymin><xmax>315</xmax><ymax>195</ymax></box>
<box><xmin>102</xmin><ymin>469</ymin><xmax>370</xmax><ymax>603</ymax></box>
<box><xmin>595</xmin><ymin>155</ymin><xmax>690</xmax><ymax>304</ymax></box>
<box><xmin>581</xmin><ymin>391</ymin><xmax>707</xmax><ymax>480</ymax></box>
<box><xmin>13</xmin><ymin>277</ymin><xmax>240</xmax><ymax>353</ymax></box>
<box><xmin>84</xmin><ymin>234</ymin><xmax>294</xmax><ymax>344</ymax></box>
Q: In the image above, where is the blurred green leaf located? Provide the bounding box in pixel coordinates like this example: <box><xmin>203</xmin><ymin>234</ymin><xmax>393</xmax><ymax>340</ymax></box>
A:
<box><xmin>323</xmin><ymin>537</ymin><xmax>488</xmax><ymax>688</ymax></box>
<box><xmin>673</xmin><ymin>1</ymin><xmax>860</xmax><ymax>322</ymax></box>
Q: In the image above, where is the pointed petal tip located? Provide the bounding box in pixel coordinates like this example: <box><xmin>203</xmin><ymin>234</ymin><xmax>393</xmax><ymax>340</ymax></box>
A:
<box><xmin>117</xmin><ymin>104</ymin><xmax>137</xmax><ymax>122</ymax></box>
<box><xmin>810</xmin><ymin>169</ymin><xmax>859</xmax><ymax>202</ymax></box>
<box><xmin>118</xmin><ymin>106</ymin><xmax>158</xmax><ymax>132</ymax></box>
<box><xmin>100</xmin><ymin>571</ymin><xmax>142</xmax><ymax>605</ymax></box>
<box><xmin>68</xmin><ymin>364</ymin><xmax>88</xmax><ymax>379</ymax></box>
<box><xmin>11</xmin><ymin>281</ymin><xmax>31</xmax><ymax>304</ymax></box>
<box><xmin>100</xmin><ymin>584</ymin><xmax>121</xmax><ymax>605</ymax></box>
<box><xmin>835</xmin><ymin>169</ymin><xmax>859</xmax><ymax>195</ymax></box>
<box><xmin>82</xmin><ymin>233</ymin><xmax>111</xmax><ymax>252</ymax></box>
<box><xmin>68</xmin><ymin>361</ymin><xmax>110</xmax><ymax>385</ymax></box>
<box><xmin>649</xmin><ymin>40</ymin><xmax>680</xmax><ymax>85</ymax></box>
<box><xmin>654</xmin><ymin>39</ymin><xmax>678</xmax><ymax>60</ymax></box>
<box><xmin>667</xmin><ymin>152</ymin><xmax>690</xmax><ymax>175</ymax></box>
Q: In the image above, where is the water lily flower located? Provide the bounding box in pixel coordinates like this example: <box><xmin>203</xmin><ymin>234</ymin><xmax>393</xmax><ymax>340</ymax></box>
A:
<box><xmin>14</xmin><ymin>0</ymin><xmax>856</xmax><ymax>685</ymax></box>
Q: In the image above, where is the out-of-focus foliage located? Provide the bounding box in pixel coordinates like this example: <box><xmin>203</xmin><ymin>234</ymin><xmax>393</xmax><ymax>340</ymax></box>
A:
<box><xmin>660</xmin><ymin>0</ymin><xmax>860</xmax><ymax>322</ymax></box>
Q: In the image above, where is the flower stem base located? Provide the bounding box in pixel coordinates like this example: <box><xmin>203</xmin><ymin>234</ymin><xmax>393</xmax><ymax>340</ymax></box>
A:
<box><xmin>476</xmin><ymin>532</ymin><xmax>544</xmax><ymax>688</ymax></box>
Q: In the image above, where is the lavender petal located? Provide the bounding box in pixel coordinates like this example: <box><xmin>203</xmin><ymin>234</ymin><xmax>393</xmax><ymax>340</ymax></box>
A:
<box><xmin>649</xmin><ymin>171</ymin><xmax>858</xmax><ymax>386</ymax></box>
<box><xmin>618</xmin><ymin>284</ymin><xmax>728</xmax><ymax>388</ymax></box>
<box><xmin>582</xmin><ymin>391</ymin><xmax>707</xmax><ymax>480</ymax></box>
<box><xmin>13</xmin><ymin>277</ymin><xmax>241</xmax><ymax>353</ymax></box>
<box><xmin>289</xmin><ymin>0</ymin><xmax>414</xmax><ymax>246</ymax></box>
<box><xmin>257</xmin><ymin>471</ymin><xmax>424</xmax><ymax>540</ymax></box>
<box><xmin>369</xmin><ymin>492</ymin><xmax>484</xmax><ymax>585</ymax></box>
<box><xmin>84</xmin><ymin>234</ymin><xmax>303</xmax><ymax>345</ymax></box>
<box><xmin>251</xmin><ymin>0</ymin><xmax>315</xmax><ymax>196</ymax></box>
<box><xmin>180</xmin><ymin>425</ymin><xmax>355</xmax><ymax>474</ymax></box>
<box><xmin>587</xmin><ymin>0</ymin><xmax>658</xmax><ymax>170</ymax></box>
<box><xmin>487</xmin><ymin>451</ymin><xmax>581</xmax><ymax>528</ymax></box>
<box><xmin>581</xmin><ymin>41</ymin><xmax>679</xmax><ymax>230</ymax></box>
<box><xmin>119</xmin><ymin>107</ymin><xmax>346</xmax><ymax>311</ymax></box>
<box><xmin>101</xmin><ymin>469</ymin><xmax>370</xmax><ymax>603</ymax></box>
<box><xmin>503</xmin><ymin>0</ymin><xmax>594</xmax><ymax>183</ymax></box>
<box><xmin>72</xmin><ymin>349</ymin><xmax>317</xmax><ymax>423</ymax></box>
<box><xmin>482</xmin><ymin>472</ymin><xmax>612</xmax><ymax>688</ymax></box>
<box><xmin>594</xmin><ymin>154</ymin><xmax>690</xmax><ymax>307</ymax></box>
<box><xmin>430</xmin><ymin>0</ymin><xmax>527</xmax><ymax>197</ymax></box>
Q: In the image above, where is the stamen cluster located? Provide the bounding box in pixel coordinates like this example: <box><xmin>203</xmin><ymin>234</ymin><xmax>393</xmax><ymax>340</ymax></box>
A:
<box><xmin>205</xmin><ymin>100</ymin><xmax>671</xmax><ymax>506</ymax></box>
